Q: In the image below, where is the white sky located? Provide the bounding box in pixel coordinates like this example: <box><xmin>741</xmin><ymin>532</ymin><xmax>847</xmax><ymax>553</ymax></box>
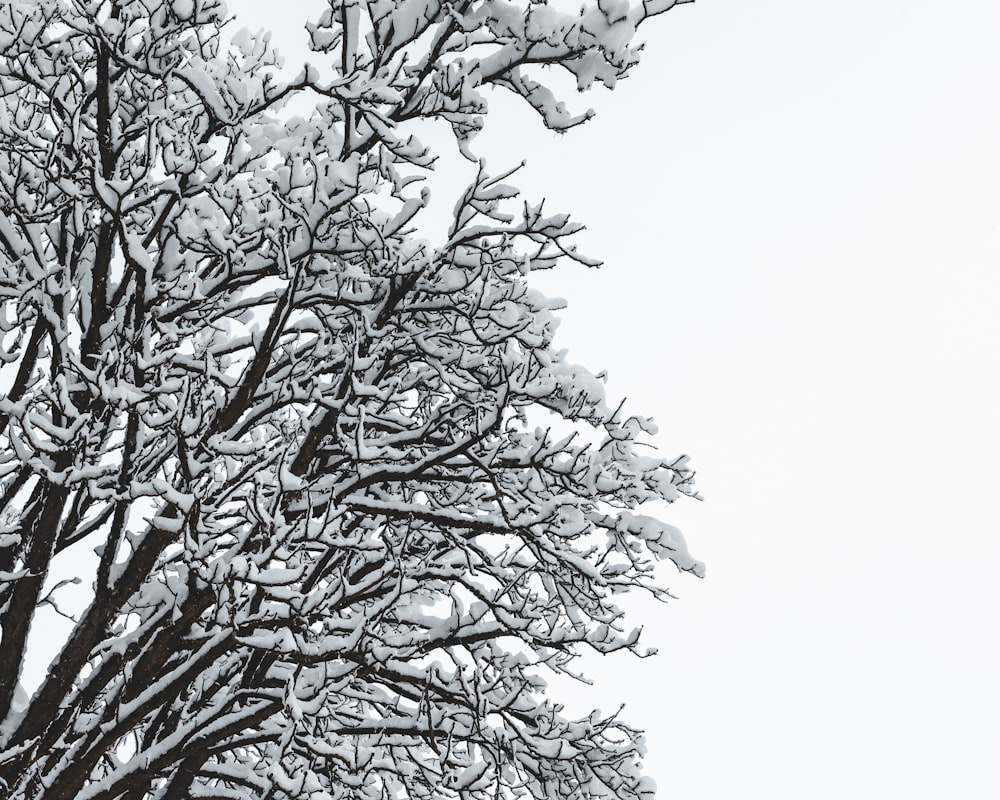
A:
<box><xmin>479</xmin><ymin>3</ymin><xmax>1000</xmax><ymax>797</ymax></box>
<box><xmin>24</xmin><ymin>2</ymin><xmax>997</xmax><ymax>798</ymax></box>
<box><xmin>242</xmin><ymin>1</ymin><xmax>1000</xmax><ymax>797</ymax></box>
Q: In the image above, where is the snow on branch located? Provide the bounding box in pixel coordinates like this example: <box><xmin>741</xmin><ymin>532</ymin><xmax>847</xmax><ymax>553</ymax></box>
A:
<box><xmin>0</xmin><ymin>0</ymin><xmax>700</xmax><ymax>798</ymax></box>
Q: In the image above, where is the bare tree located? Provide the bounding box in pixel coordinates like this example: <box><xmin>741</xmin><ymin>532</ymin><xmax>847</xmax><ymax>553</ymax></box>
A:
<box><xmin>0</xmin><ymin>0</ymin><xmax>701</xmax><ymax>798</ymax></box>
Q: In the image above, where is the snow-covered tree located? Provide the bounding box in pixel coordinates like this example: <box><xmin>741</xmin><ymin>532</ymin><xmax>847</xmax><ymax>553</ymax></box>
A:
<box><xmin>0</xmin><ymin>0</ymin><xmax>701</xmax><ymax>798</ymax></box>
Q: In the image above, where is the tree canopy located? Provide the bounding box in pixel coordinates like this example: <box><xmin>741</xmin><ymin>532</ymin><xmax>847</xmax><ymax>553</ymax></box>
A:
<box><xmin>0</xmin><ymin>0</ymin><xmax>701</xmax><ymax>798</ymax></box>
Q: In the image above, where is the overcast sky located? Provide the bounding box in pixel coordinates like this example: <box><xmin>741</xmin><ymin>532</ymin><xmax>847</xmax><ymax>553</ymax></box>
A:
<box><xmin>248</xmin><ymin>1</ymin><xmax>1000</xmax><ymax>798</ymax></box>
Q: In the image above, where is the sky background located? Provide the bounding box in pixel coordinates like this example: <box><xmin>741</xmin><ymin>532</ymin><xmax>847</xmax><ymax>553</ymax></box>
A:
<box><xmin>252</xmin><ymin>1</ymin><xmax>1000</xmax><ymax>798</ymax></box>
<box><xmin>22</xmin><ymin>2</ymin><xmax>998</xmax><ymax>798</ymax></box>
